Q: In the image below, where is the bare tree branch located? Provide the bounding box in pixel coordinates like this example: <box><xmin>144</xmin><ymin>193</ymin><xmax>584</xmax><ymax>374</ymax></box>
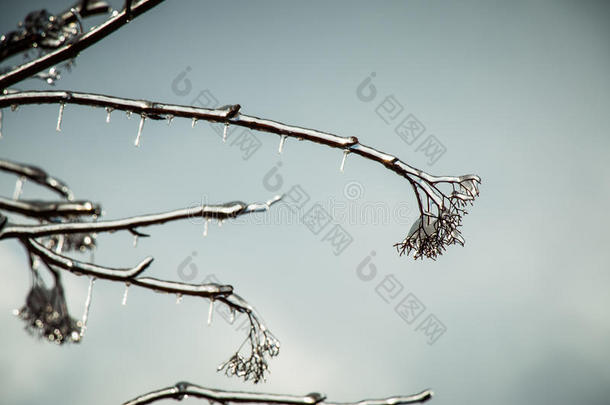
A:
<box><xmin>0</xmin><ymin>195</ymin><xmax>282</xmax><ymax>240</ymax></box>
<box><xmin>122</xmin><ymin>382</ymin><xmax>433</xmax><ymax>405</ymax></box>
<box><xmin>0</xmin><ymin>0</ymin><xmax>167</xmax><ymax>90</ymax></box>
<box><xmin>0</xmin><ymin>196</ymin><xmax>100</xmax><ymax>218</ymax></box>
<box><xmin>0</xmin><ymin>89</ymin><xmax>481</xmax><ymax>259</ymax></box>
<box><xmin>0</xmin><ymin>158</ymin><xmax>74</xmax><ymax>199</ymax></box>
<box><xmin>0</xmin><ymin>0</ymin><xmax>111</xmax><ymax>62</ymax></box>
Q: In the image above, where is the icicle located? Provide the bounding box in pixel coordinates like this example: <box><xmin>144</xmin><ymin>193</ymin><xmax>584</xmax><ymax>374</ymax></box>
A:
<box><xmin>192</xmin><ymin>117</ymin><xmax>198</xmax><ymax>128</ymax></box>
<box><xmin>166</xmin><ymin>114</ymin><xmax>174</xmax><ymax>125</ymax></box>
<box><xmin>79</xmin><ymin>277</ymin><xmax>96</xmax><ymax>338</ymax></box>
<box><xmin>105</xmin><ymin>107</ymin><xmax>113</xmax><ymax>123</ymax></box>
<box><xmin>125</xmin><ymin>110</ymin><xmax>132</xmax><ymax>119</ymax></box>
<box><xmin>122</xmin><ymin>283</ymin><xmax>130</xmax><ymax>306</ymax></box>
<box><xmin>56</xmin><ymin>102</ymin><xmax>65</xmax><ymax>132</ymax></box>
<box><xmin>218</xmin><ymin>219</ymin><xmax>224</xmax><ymax>228</ymax></box>
<box><xmin>207</xmin><ymin>299</ymin><xmax>214</xmax><ymax>325</ymax></box>
<box><xmin>340</xmin><ymin>150</ymin><xmax>349</xmax><ymax>172</ymax></box>
<box><xmin>0</xmin><ymin>109</ymin><xmax>3</xmax><ymax>139</ymax></box>
<box><xmin>12</xmin><ymin>176</ymin><xmax>25</xmax><ymax>200</ymax></box>
<box><xmin>229</xmin><ymin>308</ymin><xmax>236</xmax><ymax>324</ymax></box>
<box><xmin>176</xmin><ymin>294</ymin><xmax>183</xmax><ymax>304</ymax></box>
<box><xmin>278</xmin><ymin>135</ymin><xmax>287</xmax><ymax>154</ymax></box>
<box><xmin>134</xmin><ymin>115</ymin><xmax>145</xmax><ymax>147</ymax></box>
<box><xmin>133</xmin><ymin>234</ymin><xmax>138</xmax><ymax>247</ymax></box>
<box><xmin>222</xmin><ymin>123</ymin><xmax>229</xmax><ymax>143</ymax></box>
<box><xmin>55</xmin><ymin>234</ymin><xmax>65</xmax><ymax>254</ymax></box>
<box><xmin>203</xmin><ymin>219</ymin><xmax>209</xmax><ymax>237</ymax></box>
<box><xmin>10</xmin><ymin>104</ymin><xmax>18</xmax><ymax>112</ymax></box>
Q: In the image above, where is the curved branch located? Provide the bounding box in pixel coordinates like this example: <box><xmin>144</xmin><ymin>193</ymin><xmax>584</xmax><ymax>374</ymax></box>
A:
<box><xmin>122</xmin><ymin>382</ymin><xmax>433</xmax><ymax>405</ymax></box>
<box><xmin>0</xmin><ymin>196</ymin><xmax>282</xmax><ymax>240</ymax></box>
<box><xmin>0</xmin><ymin>90</ymin><xmax>481</xmax><ymax>259</ymax></box>
<box><xmin>0</xmin><ymin>0</ymin><xmax>167</xmax><ymax>90</ymax></box>
<box><xmin>0</xmin><ymin>158</ymin><xmax>73</xmax><ymax>199</ymax></box>
<box><xmin>0</xmin><ymin>196</ymin><xmax>100</xmax><ymax>218</ymax></box>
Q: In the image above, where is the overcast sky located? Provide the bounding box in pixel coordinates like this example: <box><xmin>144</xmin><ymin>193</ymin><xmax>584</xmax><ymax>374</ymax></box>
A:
<box><xmin>1</xmin><ymin>1</ymin><xmax>609</xmax><ymax>404</ymax></box>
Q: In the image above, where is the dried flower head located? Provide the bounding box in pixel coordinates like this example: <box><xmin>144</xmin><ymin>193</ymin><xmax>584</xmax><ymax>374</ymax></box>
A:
<box><xmin>217</xmin><ymin>314</ymin><xmax>280</xmax><ymax>384</ymax></box>
<box><xmin>395</xmin><ymin>174</ymin><xmax>480</xmax><ymax>259</ymax></box>
<box><xmin>15</xmin><ymin>273</ymin><xmax>81</xmax><ymax>344</ymax></box>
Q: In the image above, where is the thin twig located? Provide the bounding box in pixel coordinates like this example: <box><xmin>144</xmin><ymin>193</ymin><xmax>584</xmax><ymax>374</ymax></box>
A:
<box><xmin>0</xmin><ymin>158</ymin><xmax>74</xmax><ymax>200</ymax></box>
<box><xmin>0</xmin><ymin>196</ymin><xmax>100</xmax><ymax>218</ymax></box>
<box><xmin>122</xmin><ymin>382</ymin><xmax>433</xmax><ymax>405</ymax></box>
<box><xmin>0</xmin><ymin>196</ymin><xmax>282</xmax><ymax>240</ymax></box>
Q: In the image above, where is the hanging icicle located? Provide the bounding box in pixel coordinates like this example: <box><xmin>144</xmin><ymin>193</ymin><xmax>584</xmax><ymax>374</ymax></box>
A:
<box><xmin>340</xmin><ymin>149</ymin><xmax>349</xmax><ymax>172</ymax></box>
<box><xmin>0</xmin><ymin>109</ymin><xmax>3</xmax><ymax>139</ymax></box>
<box><xmin>105</xmin><ymin>107</ymin><xmax>113</xmax><ymax>123</ymax></box>
<box><xmin>222</xmin><ymin>123</ymin><xmax>229</xmax><ymax>143</ymax></box>
<box><xmin>134</xmin><ymin>114</ymin><xmax>146</xmax><ymax>147</ymax></box>
<box><xmin>229</xmin><ymin>307</ymin><xmax>236</xmax><ymax>324</ymax></box>
<box><xmin>12</xmin><ymin>176</ymin><xmax>25</xmax><ymax>200</ymax></box>
<box><xmin>166</xmin><ymin>114</ymin><xmax>174</xmax><ymax>125</ymax></box>
<box><xmin>207</xmin><ymin>299</ymin><xmax>214</xmax><ymax>326</ymax></box>
<box><xmin>176</xmin><ymin>294</ymin><xmax>183</xmax><ymax>304</ymax></box>
<box><xmin>278</xmin><ymin>135</ymin><xmax>287</xmax><ymax>154</ymax></box>
<box><xmin>56</xmin><ymin>102</ymin><xmax>65</xmax><ymax>132</ymax></box>
<box><xmin>203</xmin><ymin>218</ymin><xmax>209</xmax><ymax>237</ymax></box>
<box><xmin>133</xmin><ymin>234</ymin><xmax>138</xmax><ymax>248</ymax></box>
<box><xmin>122</xmin><ymin>283</ymin><xmax>130</xmax><ymax>306</ymax></box>
<box><xmin>79</xmin><ymin>277</ymin><xmax>96</xmax><ymax>338</ymax></box>
<box><xmin>192</xmin><ymin>117</ymin><xmax>198</xmax><ymax>128</ymax></box>
<box><xmin>125</xmin><ymin>110</ymin><xmax>132</xmax><ymax>119</ymax></box>
<box><xmin>10</xmin><ymin>104</ymin><xmax>18</xmax><ymax>112</ymax></box>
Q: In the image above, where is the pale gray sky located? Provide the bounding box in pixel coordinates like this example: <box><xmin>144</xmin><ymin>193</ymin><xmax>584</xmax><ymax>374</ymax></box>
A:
<box><xmin>1</xmin><ymin>1</ymin><xmax>609</xmax><ymax>404</ymax></box>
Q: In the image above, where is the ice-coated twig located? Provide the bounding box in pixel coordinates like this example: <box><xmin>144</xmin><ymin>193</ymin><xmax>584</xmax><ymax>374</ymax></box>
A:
<box><xmin>122</xmin><ymin>382</ymin><xmax>433</xmax><ymax>405</ymax></box>
<box><xmin>0</xmin><ymin>90</ymin><xmax>481</xmax><ymax>258</ymax></box>
<box><xmin>0</xmin><ymin>0</ymin><xmax>112</xmax><ymax>62</ymax></box>
<box><xmin>0</xmin><ymin>0</ymin><xmax>166</xmax><ymax>90</ymax></box>
<box><xmin>0</xmin><ymin>158</ymin><xmax>74</xmax><ymax>200</ymax></box>
<box><xmin>0</xmin><ymin>196</ymin><xmax>282</xmax><ymax>240</ymax></box>
<box><xmin>0</xmin><ymin>196</ymin><xmax>100</xmax><ymax>219</ymax></box>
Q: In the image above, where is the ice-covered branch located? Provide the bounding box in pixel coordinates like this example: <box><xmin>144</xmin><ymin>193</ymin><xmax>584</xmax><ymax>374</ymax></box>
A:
<box><xmin>0</xmin><ymin>89</ymin><xmax>481</xmax><ymax>259</ymax></box>
<box><xmin>0</xmin><ymin>196</ymin><xmax>100</xmax><ymax>219</ymax></box>
<box><xmin>0</xmin><ymin>196</ymin><xmax>282</xmax><ymax>240</ymax></box>
<box><xmin>122</xmin><ymin>382</ymin><xmax>433</xmax><ymax>405</ymax></box>
<box><xmin>0</xmin><ymin>158</ymin><xmax>74</xmax><ymax>199</ymax></box>
<box><xmin>0</xmin><ymin>0</ymin><xmax>166</xmax><ymax>90</ymax></box>
<box><xmin>0</xmin><ymin>1</ymin><xmax>111</xmax><ymax>62</ymax></box>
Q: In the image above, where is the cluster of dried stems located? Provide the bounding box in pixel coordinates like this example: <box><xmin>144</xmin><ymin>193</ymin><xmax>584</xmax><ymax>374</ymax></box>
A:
<box><xmin>0</xmin><ymin>0</ymin><xmax>481</xmax><ymax>403</ymax></box>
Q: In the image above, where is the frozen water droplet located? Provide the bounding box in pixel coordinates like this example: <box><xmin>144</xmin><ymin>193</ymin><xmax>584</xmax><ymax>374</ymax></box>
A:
<box><xmin>278</xmin><ymin>135</ymin><xmax>287</xmax><ymax>154</ymax></box>
<box><xmin>207</xmin><ymin>299</ymin><xmax>214</xmax><ymax>325</ymax></box>
<box><xmin>55</xmin><ymin>234</ymin><xmax>65</xmax><ymax>254</ymax></box>
<box><xmin>340</xmin><ymin>150</ymin><xmax>349</xmax><ymax>172</ymax></box>
<box><xmin>176</xmin><ymin>294</ymin><xmax>183</xmax><ymax>304</ymax></box>
<box><xmin>80</xmin><ymin>277</ymin><xmax>96</xmax><ymax>338</ymax></box>
<box><xmin>56</xmin><ymin>102</ymin><xmax>65</xmax><ymax>132</ymax></box>
<box><xmin>134</xmin><ymin>115</ymin><xmax>145</xmax><ymax>147</ymax></box>
<box><xmin>105</xmin><ymin>107</ymin><xmax>113</xmax><ymax>123</ymax></box>
<box><xmin>10</xmin><ymin>104</ymin><xmax>18</xmax><ymax>112</ymax></box>
<box><xmin>166</xmin><ymin>114</ymin><xmax>174</xmax><ymax>125</ymax></box>
<box><xmin>203</xmin><ymin>219</ymin><xmax>209</xmax><ymax>237</ymax></box>
<box><xmin>125</xmin><ymin>110</ymin><xmax>132</xmax><ymax>119</ymax></box>
<box><xmin>122</xmin><ymin>283</ymin><xmax>130</xmax><ymax>306</ymax></box>
<box><xmin>133</xmin><ymin>234</ymin><xmax>138</xmax><ymax>247</ymax></box>
<box><xmin>222</xmin><ymin>123</ymin><xmax>229</xmax><ymax>143</ymax></box>
<box><xmin>192</xmin><ymin>117</ymin><xmax>198</xmax><ymax>128</ymax></box>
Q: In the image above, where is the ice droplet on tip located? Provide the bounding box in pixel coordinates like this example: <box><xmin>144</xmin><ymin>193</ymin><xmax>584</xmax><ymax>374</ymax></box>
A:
<box><xmin>105</xmin><ymin>107</ymin><xmax>113</xmax><ymax>123</ymax></box>
<box><xmin>56</xmin><ymin>103</ymin><xmax>65</xmax><ymax>132</ymax></box>
<box><xmin>278</xmin><ymin>135</ymin><xmax>287</xmax><ymax>154</ymax></box>
<box><xmin>125</xmin><ymin>110</ymin><xmax>132</xmax><ymax>119</ymax></box>
<box><xmin>134</xmin><ymin>115</ymin><xmax>145</xmax><ymax>147</ymax></box>
<box><xmin>340</xmin><ymin>150</ymin><xmax>349</xmax><ymax>172</ymax></box>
